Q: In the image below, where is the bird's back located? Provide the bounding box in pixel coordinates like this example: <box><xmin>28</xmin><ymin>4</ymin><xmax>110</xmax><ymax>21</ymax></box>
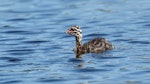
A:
<box><xmin>81</xmin><ymin>38</ymin><xmax>114</xmax><ymax>53</ymax></box>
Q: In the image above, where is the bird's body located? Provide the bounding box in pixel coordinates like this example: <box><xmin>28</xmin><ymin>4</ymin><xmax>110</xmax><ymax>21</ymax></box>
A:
<box><xmin>81</xmin><ymin>37</ymin><xmax>114</xmax><ymax>54</ymax></box>
<box><xmin>66</xmin><ymin>26</ymin><xmax>114</xmax><ymax>58</ymax></box>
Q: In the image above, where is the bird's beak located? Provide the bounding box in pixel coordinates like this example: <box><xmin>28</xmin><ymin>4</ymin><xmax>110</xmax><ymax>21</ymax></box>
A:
<box><xmin>65</xmin><ymin>29</ymin><xmax>72</xmax><ymax>34</ymax></box>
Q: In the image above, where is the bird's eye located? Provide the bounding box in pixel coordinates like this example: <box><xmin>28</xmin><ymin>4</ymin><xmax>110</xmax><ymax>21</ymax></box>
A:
<box><xmin>70</xmin><ymin>28</ymin><xmax>74</xmax><ymax>31</ymax></box>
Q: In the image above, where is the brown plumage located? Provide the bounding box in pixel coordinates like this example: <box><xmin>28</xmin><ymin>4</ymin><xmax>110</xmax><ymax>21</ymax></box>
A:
<box><xmin>66</xmin><ymin>26</ymin><xmax>114</xmax><ymax>58</ymax></box>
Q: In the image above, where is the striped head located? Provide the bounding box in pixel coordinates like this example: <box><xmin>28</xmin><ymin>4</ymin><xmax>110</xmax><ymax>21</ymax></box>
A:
<box><xmin>66</xmin><ymin>26</ymin><xmax>82</xmax><ymax>37</ymax></box>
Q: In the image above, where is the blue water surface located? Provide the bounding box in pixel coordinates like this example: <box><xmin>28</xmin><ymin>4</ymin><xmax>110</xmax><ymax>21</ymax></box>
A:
<box><xmin>0</xmin><ymin>0</ymin><xmax>150</xmax><ymax>84</ymax></box>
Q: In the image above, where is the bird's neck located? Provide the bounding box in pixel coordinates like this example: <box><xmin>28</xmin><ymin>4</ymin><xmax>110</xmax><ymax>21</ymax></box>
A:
<box><xmin>75</xmin><ymin>35</ymin><xmax>82</xmax><ymax>47</ymax></box>
<box><xmin>75</xmin><ymin>35</ymin><xmax>82</xmax><ymax>58</ymax></box>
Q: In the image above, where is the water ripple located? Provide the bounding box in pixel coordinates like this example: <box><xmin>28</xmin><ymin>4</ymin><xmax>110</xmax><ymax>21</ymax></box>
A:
<box><xmin>23</xmin><ymin>40</ymin><xmax>49</xmax><ymax>44</ymax></box>
<box><xmin>0</xmin><ymin>57</ymin><xmax>22</xmax><ymax>63</ymax></box>
<box><xmin>0</xmin><ymin>64</ymin><xmax>19</xmax><ymax>67</ymax></box>
<box><xmin>143</xmin><ymin>24</ymin><xmax>150</xmax><ymax>27</ymax></box>
<box><xmin>1</xmin><ymin>80</ymin><xmax>22</xmax><ymax>84</ymax></box>
<box><xmin>129</xmin><ymin>70</ymin><xmax>150</xmax><ymax>75</ymax></box>
<box><xmin>37</xmin><ymin>78</ymin><xmax>67</xmax><ymax>83</ymax></box>
<box><xmin>84</xmin><ymin>33</ymin><xmax>109</xmax><ymax>38</ymax></box>
<box><xmin>68</xmin><ymin>58</ymin><xmax>84</xmax><ymax>62</ymax></box>
<box><xmin>113</xmin><ymin>39</ymin><xmax>130</xmax><ymax>42</ymax></box>
<box><xmin>57</xmin><ymin>18</ymin><xmax>78</xmax><ymax>22</ymax></box>
<box><xmin>7</xmin><ymin>18</ymin><xmax>29</xmax><ymax>22</ymax></box>
<box><xmin>75</xmin><ymin>68</ymin><xmax>110</xmax><ymax>72</ymax></box>
<box><xmin>128</xmin><ymin>40</ymin><xmax>150</xmax><ymax>44</ymax></box>
<box><xmin>2</xmin><ymin>30</ymin><xmax>33</xmax><ymax>34</ymax></box>
<box><xmin>5</xmin><ymin>49</ymin><xmax>34</xmax><ymax>55</ymax></box>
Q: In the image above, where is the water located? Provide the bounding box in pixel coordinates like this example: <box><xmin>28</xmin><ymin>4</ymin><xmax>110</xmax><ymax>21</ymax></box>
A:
<box><xmin>0</xmin><ymin>0</ymin><xmax>150</xmax><ymax>84</ymax></box>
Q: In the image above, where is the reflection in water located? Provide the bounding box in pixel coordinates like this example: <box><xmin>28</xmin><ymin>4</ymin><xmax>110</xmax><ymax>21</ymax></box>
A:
<box><xmin>68</xmin><ymin>58</ymin><xmax>85</xmax><ymax>68</ymax></box>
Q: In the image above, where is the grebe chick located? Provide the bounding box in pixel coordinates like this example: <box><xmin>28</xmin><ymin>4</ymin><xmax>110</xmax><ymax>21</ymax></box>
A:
<box><xmin>66</xmin><ymin>26</ymin><xmax>114</xmax><ymax>58</ymax></box>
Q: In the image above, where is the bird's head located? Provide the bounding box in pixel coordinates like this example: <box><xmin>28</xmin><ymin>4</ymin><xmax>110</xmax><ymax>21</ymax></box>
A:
<box><xmin>66</xmin><ymin>26</ymin><xmax>82</xmax><ymax>38</ymax></box>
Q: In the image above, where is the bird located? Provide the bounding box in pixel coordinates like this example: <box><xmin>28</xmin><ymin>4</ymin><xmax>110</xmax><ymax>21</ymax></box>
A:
<box><xmin>66</xmin><ymin>26</ymin><xmax>114</xmax><ymax>58</ymax></box>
